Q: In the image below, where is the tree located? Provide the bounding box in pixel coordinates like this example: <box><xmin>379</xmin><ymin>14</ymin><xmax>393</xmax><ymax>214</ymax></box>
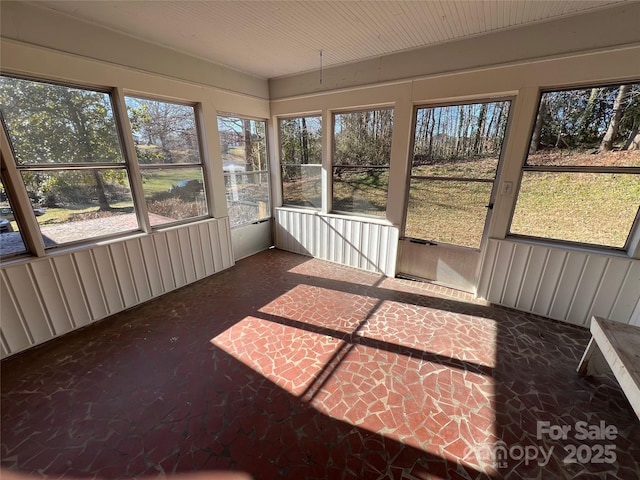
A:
<box><xmin>334</xmin><ymin>110</ymin><xmax>393</xmax><ymax>167</ymax></box>
<box><xmin>127</xmin><ymin>98</ymin><xmax>199</xmax><ymax>164</ymax></box>
<box><xmin>0</xmin><ymin>76</ymin><xmax>125</xmax><ymax>210</ymax></box>
<box><xmin>600</xmin><ymin>84</ymin><xmax>631</xmax><ymax>152</ymax></box>
<box><xmin>217</xmin><ymin>116</ymin><xmax>267</xmax><ymax>172</ymax></box>
<box><xmin>624</xmin><ymin>127</ymin><xmax>640</xmax><ymax>150</ymax></box>
<box><xmin>529</xmin><ymin>97</ymin><xmax>546</xmax><ymax>154</ymax></box>
<box><xmin>412</xmin><ymin>103</ymin><xmax>510</xmax><ymax>164</ymax></box>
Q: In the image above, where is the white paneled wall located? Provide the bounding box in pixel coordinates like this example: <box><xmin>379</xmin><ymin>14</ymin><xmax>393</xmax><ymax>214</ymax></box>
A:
<box><xmin>0</xmin><ymin>218</ymin><xmax>234</xmax><ymax>358</ymax></box>
<box><xmin>478</xmin><ymin>239</ymin><xmax>640</xmax><ymax>326</ymax></box>
<box><xmin>275</xmin><ymin>208</ymin><xmax>398</xmax><ymax>277</ymax></box>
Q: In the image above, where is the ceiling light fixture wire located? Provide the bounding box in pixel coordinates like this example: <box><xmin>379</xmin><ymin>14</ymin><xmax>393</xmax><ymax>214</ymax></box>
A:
<box><xmin>320</xmin><ymin>50</ymin><xmax>323</xmax><ymax>85</ymax></box>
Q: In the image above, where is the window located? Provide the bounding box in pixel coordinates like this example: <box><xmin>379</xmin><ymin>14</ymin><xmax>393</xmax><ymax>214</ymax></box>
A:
<box><xmin>333</xmin><ymin>109</ymin><xmax>393</xmax><ymax>216</ymax></box>
<box><xmin>0</xmin><ymin>177</ymin><xmax>28</xmax><ymax>257</ymax></box>
<box><xmin>406</xmin><ymin>101</ymin><xmax>511</xmax><ymax>248</ymax></box>
<box><xmin>279</xmin><ymin>116</ymin><xmax>322</xmax><ymax>209</ymax></box>
<box><xmin>510</xmin><ymin>83</ymin><xmax>640</xmax><ymax>249</ymax></box>
<box><xmin>125</xmin><ymin>97</ymin><xmax>207</xmax><ymax>227</ymax></box>
<box><xmin>217</xmin><ymin>116</ymin><xmax>270</xmax><ymax>227</ymax></box>
<box><xmin>0</xmin><ymin>76</ymin><xmax>138</xmax><ymax>248</ymax></box>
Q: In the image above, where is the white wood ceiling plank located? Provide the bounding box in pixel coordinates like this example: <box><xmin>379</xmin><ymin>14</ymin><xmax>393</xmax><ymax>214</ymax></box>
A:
<box><xmin>34</xmin><ymin>1</ymin><xmax>628</xmax><ymax>78</ymax></box>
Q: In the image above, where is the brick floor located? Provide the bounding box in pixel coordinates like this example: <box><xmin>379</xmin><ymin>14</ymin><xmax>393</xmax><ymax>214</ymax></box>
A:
<box><xmin>1</xmin><ymin>249</ymin><xmax>639</xmax><ymax>479</ymax></box>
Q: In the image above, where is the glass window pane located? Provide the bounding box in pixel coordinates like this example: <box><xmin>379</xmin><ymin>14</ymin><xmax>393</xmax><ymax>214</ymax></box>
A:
<box><xmin>0</xmin><ymin>76</ymin><xmax>124</xmax><ymax>165</ymax></box>
<box><xmin>527</xmin><ymin>84</ymin><xmax>640</xmax><ymax>167</ymax></box>
<box><xmin>279</xmin><ymin>116</ymin><xmax>322</xmax><ymax>165</ymax></box>
<box><xmin>218</xmin><ymin>117</ymin><xmax>268</xmax><ymax>172</ymax></box>
<box><xmin>333</xmin><ymin>167</ymin><xmax>389</xmax><ymax>217</ymax></box>
<box><xmin>225</xmin><ymin>172</ymin><xmax>270</xmax><ymax>228</ymax></box>
<box><xmin>405</xmin><ymin>180</ymin><xmax>493</xmax><ymax>249</ymax></box>
<box><xmin>0</xmin><ymin>179</ymin><xmax>28</xmax><ymax>257</ymax></box>
<box><xmin>334</xmin><ymin>109</ymin><xmax>393</xmax><ymax>167</ymax></box>
<box><xmin>511</xmin><ymin>172</ymin><xmax>639</xmax><ymax>248</ymax></box>
<box><xmin>412</xmin><ymin>101</ymin><xmax>510</xmax><ymax>179</ymax></box>
<box><xmin>20</xmin><ymin>169</ymin><xmax>138</xmax><ymax>246</ymax></box>
<box><xmin>333</xmin><ymin>109</ymin><xmax>393</xmax><ymax>216</ymax></box>
<box><xmin>125</xmin><ymin>97</ymin><xmax>201</xmax><ymax>164</ymax></box>
<box><xmin>141</xmin><ymin>167</ymin><xmax>207</xmax><ymax>226</ymax></box>
<box><xmin>281</xmin><ymin>165</ymin><xmax>321</xmax><ymax>209</ymax></box>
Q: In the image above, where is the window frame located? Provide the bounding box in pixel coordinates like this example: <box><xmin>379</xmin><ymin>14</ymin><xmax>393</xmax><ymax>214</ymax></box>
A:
<box><xmin>331</xmin><ymin>107</ymin><xmax>394</xmax><ymax>218</ymax></box>
<box><xmin>278</xmin><ymin>114</ymin><xmax>323</xmax><ymax>210</ymax></box>
<box><xmin>123</xmin><ymin>94</ymin><xmax>210</xmax><ymax>229</ymax></box>
<box><xmin>0</xmin><ymin>74</ymin><xmax>217</xmax><ymax>261</ymax></box>
<box><xmin>507</xmin><ymin>82</ymin><xmax>640</xmax><ymax>253</ymax></box>
<box><xmin>403</xmin><ymin>98</ymin><xmax>513</xmax><ymax>250</ymax></box>
<box><xmin>217</xmin><ymin>114</ymin><xmax>271</xmax><ymax>228</ymax></box>
<box><xmin>0</xmin><ymin>169</ymin><xmax>31</xmax><ymax>258</ymax></box>
<box><xmin>0</xmin><ymin>75</ymin><xmax>142</xmax><ymax>254</ymax></box>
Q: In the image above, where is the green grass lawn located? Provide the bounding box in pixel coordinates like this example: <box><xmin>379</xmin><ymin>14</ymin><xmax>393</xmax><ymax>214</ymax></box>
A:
<box><xmin>332</xmin><ymin>170</ymin><xmax>388</xmax><ymax>216</ymax></box>
<box><xmin>284</xmin><ymin>151</ymin><xmax>639</xmax><ymax>249</ymax></box>
<box><xmin>405</xmin><ymin>180</ymin><xmax>493</xmax><ymax>248</ymax></box>
<box><xmin>141</xmin><ymin>169</ymin><xmax>200</xmax><ymax>195</ymax></box>
<box><xmin>9</xmin><ymin>151</ymin><xmax>637</xmax><ymax>250</ymax></box>
<box><xmin>510</xmin><ymin>172</ymin><xmax>639</xmax><ymax>248</ymax></box>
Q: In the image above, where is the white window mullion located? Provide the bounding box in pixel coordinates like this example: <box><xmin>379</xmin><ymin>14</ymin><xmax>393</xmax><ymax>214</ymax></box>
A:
<box><xmin>113</xmin><ymin>87</ymin><xmax>151</xmax><ymax>233</ymax></box>
<box><xmin>0</xmin><ymin>127</ymin><xmax>46</xmax><ymax>257</ymax></box>
<box><xmin>322</xmin><ymin>109</ymin><xmax>332</xmax><ymax>215</ymax></box>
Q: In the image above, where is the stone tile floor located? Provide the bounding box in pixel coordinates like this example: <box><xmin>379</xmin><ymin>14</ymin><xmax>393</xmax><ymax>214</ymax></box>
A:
<box><xmin>1</xmin><ymin>249</ymin><xmax>639</xmax><ymax>479</ymax></box>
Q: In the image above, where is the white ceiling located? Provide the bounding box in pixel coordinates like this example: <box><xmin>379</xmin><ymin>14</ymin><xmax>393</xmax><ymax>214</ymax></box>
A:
<box><xmin>33</xmin><ymin>0</ymin><xmax>627</xmax><ymax>79</ymax></box>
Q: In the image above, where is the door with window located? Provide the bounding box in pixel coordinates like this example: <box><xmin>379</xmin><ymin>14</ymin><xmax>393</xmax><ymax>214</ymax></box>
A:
<box><xmin>398</xmin><ymin>99</ymin><xmax>512</xmax><ymax>292</ymax></box>
<box><xmin>217</xmin><ymin>115</ymin><xmax>272</xmax><ymax>260</ymax></box>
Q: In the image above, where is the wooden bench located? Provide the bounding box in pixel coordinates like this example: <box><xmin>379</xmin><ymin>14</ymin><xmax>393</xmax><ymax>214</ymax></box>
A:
<box><xmin>577</xmin><ymin>316</ymin><xmax>640</xmax><ymax>420</ymax></box>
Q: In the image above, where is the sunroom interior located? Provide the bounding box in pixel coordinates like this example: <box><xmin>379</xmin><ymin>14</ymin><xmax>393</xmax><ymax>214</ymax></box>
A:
<box><xmin>1</xmin><ymin>1</ymin><xmax>639</xmax><ymax>479</ymax></box>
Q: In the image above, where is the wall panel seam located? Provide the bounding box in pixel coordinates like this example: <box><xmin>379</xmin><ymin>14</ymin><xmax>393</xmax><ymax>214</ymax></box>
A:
<box><xmin>132</xmin><ymin>239</ymin><xmax>151</xmax><ymax>301</ymax></box>
<box><xmin>187</xmin><ymin>228</ymin><xmax>198</xmax><ymax>278</ymax></box>
<box><xmin>499</xmin><ymin>243</ymin><xmax>517</xmax><ymax>304</ymax></box>
<box><xmin>120</xmin><ymin>243</ymin><xmax>141</xmax><ymax>304</ymax></box>
<box><xmin>1</xmin><ymin>269</ymin><xmax>34</xmax><ymax>345</ymax></box>
<box><xmin>102</xmin><ymin>247</ymin><xmax>125</xmax><ymax>313</ymax></box>
<box><xmin>531</xmin><ymin>248</ymin><xmax>551</xmax><ymax>314</ymax></box>
<box><xmin>480</xmin><ymin>240</ymin><xmax>500</xmax><ymax>298</ymax></box>
<box><xmin>51</xmin><ymin>259</ymin><xmax>77</xmax><ymax>329</ymax></box>
<box><xmin>586</xmin><ymin>257</ymin><xmax>611</xmax><ymax>323</ymax></box>
<box><xmin>88</xmin><ymin>250</ymin><xmax>111</xmax><ymax>317</ymax></box>
<box><xmin>547</xmin><ymin>251</ymin><xmax>569</xmax><ymax>319</ymax></box>
<box><xmin>514</xmin><ymin>245</ymin><xmax>532</xmax><ymax>309</ymax></box>
<box><xmin>565</xmin><ymin>255</ymin><xmax>590</xmax><ymax>323</ymax></box>
<box><xmin>611</xmin><ymin>261</ymin><xmax>634</xmax><ymax>319</ymax></box>
<box><xmin>0</xmin><ymin>331</ymin><xmax>11</xmax><ymax>356</ymax></box>
<box><xmin>109</xmin><ymin>245</ymin><xmax>134</xmax><ymax>307</ymax></box>
<box><xmin>70</xmin><ymin>254</ymin><xmax>96</xmax><ymax>320</ymax></box>
<box><xmin>483</xmin><ymin>240</ymin><xmax>499</xmax><ymax>300</ymax></box>
<box><xmin>26</xmin><ymin>263</ymin><xmax>56</xmax><ymax>337</ymax></box>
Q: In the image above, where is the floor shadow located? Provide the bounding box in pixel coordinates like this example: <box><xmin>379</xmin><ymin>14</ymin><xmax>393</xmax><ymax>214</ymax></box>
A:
<box><xmin>1</xmin><ymin>249</ymin><xmax>639</xmax><ymax>479</ymax></box>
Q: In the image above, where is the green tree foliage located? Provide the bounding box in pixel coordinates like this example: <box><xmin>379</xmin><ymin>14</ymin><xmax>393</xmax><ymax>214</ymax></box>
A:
<box><xmin>279</xmin><ymin>116</ymin><xmax>322</xmax><ymax>183</ymax></box>
<box><xmin>0</xmin><ymin>76</ymin><xmax>127</xmax><ymax>209</ymax></box>
<box><xmin>280</xmin><ymin>116</ymin><xmax>322</xmax><ymax>165</ymax></box>
<box><xmin>413</xmin><ymin>102</ymin><xmax>509</xmax><ymax>164</ymax></box>
<box><xmin>217</xmin><ymin>116</ymin><xmax>267</xmax><ymax>172</ymax></box>
<box><xmin>334</xmin><ymin>109</ymin><xmax>393</xmax><ymax>166</ymax></box>
<box><xmin>0</xmin><ymin>77</ymin><xmax>122</xmax><ymax>165</ymax></box>
<box><xmin>534</xmin><ymin>84</ymin><xmax>640</xmax><ymax>152</ymax></box>
<box><xmin>125</xmin><ymin>98</ymin><xmax>200</xmax><ymax>164</ymax></box>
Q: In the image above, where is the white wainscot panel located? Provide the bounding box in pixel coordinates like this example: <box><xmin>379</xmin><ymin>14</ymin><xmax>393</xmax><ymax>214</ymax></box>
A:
<box><xmin>0</xmin><ymin>218</ymin><xmax>234</xmax><ymax>359</ymax></box>
<box><xmin>275</xmin><ymin>208</ymin><xmax>399</xmax><ymax>277</ymax></box>
<box><xmin>230</xmin><ymin>220</ymin><xmax>273</xmax><ymax>261</ymax></box>
<box><xmin>478</xmin><ymin>239</ymin><xmax>640</xmax><ymax>326</ymax></box>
